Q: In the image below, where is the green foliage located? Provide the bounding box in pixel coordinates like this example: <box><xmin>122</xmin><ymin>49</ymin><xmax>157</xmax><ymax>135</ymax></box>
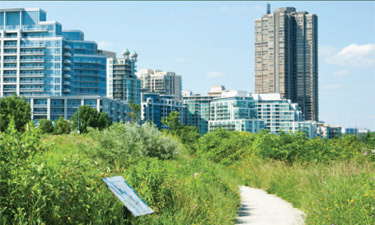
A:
<box><xmin>71</xmin><ymin>105</ymin><xmax>111</xmax><ymax>133</ymax></box>
<box><xmin>127</xmin><ymin>101</ymin><xmax>141</xmax><ymax>123</ymax></box>
<box><xmin>38</xmin><ymin>119</ymin><xmax>54</xmax><ymax>134</ymax></box>
<box><xmin>53</xmin><ymin>116</ymin><xmax>71</xmax><ymax>135</ymax></box>
<box><xmin>161</xmin><ymin>111</ymin><xmax>182</xmax><ymax>133</ymax></box>
<box><xmin>0</xmin><ymin>95</ymin><xmax>31</xmax><ymax>132</ymax></box>
<box><xmin>87</xmin><ymin>122</ymin><xmax>181</xmax><ymax>168</ymax></box>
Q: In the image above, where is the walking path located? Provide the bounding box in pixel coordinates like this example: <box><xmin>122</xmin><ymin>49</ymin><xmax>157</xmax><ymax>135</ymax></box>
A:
<box><xmin>235</xmin><ymin>186</ymin><xmax>305</xmax><ymax>225</ymax></box>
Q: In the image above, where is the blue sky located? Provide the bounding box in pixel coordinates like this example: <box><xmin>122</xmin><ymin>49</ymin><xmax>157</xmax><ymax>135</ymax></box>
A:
<box><xmin>1</xmin><ymin>1</ymin><xmax>374</xmax><ymax>130</ymax></box>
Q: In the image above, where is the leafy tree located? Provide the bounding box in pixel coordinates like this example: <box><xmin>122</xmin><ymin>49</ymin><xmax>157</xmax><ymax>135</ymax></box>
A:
<box><xmin>38</xmin><ymin>119</ymin><xmax>54</xmax><ymax>134</ymax></box>
<box><xmin>179</xmin><ymin>126</ymin><xmax>201</xmax><ymax>154</ymax></box>
<box><xmin>161</xmin><ymin>111</ymin><xmax>182</xmax><ymax>134</ymax></box>
<box><xmin>71</xmin><ymin>106</ymin><xmax>111</xmax><ymax>133</ymax></box>
<box><xmin>53</xmin><ymin>116</ymin><xmax>71</xmax><ymax>135</ymax></box>
<box><xmin>127</xmin><ymin>101</ymin><xmax>141</xmax><ymax>123</ymax></box>
<box><xmin>0</xmin><ymin>95</ymin><xmax>31</xmax><ymax>132</ymax></box>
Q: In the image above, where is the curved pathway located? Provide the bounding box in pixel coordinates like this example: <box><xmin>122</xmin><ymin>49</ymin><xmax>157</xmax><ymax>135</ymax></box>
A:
<box><xmin>236</xmin><ymin>186</ymin><xmax>305</xmax><ymax>225</ymax></box>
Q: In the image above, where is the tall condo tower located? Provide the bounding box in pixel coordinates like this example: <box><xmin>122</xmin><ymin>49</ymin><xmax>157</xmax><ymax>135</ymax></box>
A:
<box><xmin>254</xmin><ymin>6</ymin><xmax>318</xmax><ymax>121</ymax></box>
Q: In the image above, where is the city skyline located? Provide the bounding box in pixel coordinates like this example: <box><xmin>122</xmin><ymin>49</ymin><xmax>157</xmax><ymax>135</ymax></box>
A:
<box><xmin>0</xmin><ymin>1</ymin><xmax>374</xmax><ymax>130</ymax></box>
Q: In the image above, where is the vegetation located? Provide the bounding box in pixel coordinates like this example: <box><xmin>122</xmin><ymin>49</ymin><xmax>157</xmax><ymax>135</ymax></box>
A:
<box><xmin>53</xmin><ymin>116</ymin><xmax>71</xmax><ymax>135</ymax></box>
<box><xmin>0</xmin><ymin>95</ymin><xmax>31</xmax><ymax>132</ymax></box>
<box><xmin>71</xmin><ymin>105</ymin><xmax>111</xmax><ymax>133</ymax></box>
<box><xmin>38</xmin><ymin>119</ymin><xmax>54</xmax><ymax>134</ymax></box>
<box><xmin>127</xmin><ymin>101</ymin><xmax>141</xmax><ymax>123</ymax></box>
<box><xmin>1</xmin><ymin>107</ymin><xmax>374</xmax><ymax>224</ymax></box>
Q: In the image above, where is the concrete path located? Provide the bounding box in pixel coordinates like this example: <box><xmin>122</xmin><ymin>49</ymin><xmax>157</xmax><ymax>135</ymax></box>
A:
<box><xmin>235</xmin><ymin>186</ymin><xmax>305</xmax><ymax>225</ymax></box>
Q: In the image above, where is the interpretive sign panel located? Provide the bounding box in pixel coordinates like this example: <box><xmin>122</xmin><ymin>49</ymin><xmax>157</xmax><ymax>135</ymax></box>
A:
<box><xmin>102</xmin><ymin>176</ymin><xmax>154</xmax><ymax>217</ymax></box>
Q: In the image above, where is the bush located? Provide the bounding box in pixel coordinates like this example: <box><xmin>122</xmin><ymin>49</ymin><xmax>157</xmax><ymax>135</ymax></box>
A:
<box><xmin>71</xmin><ymin>106</ymin><xmax>111</xmax><ymax>133</ymax></box>
<box><xmin>0</xmin><ymin>95</ymin><xmax>31</xmax><ymax>132</ymax></box>
<box><xmin>54</xmin><ymin>116</ymin><xmax>71</xmax><ymax>135</ymax></box>
<box><xmin>39</xmin><ymin>119</ymin><xmax>54</xmax><ymax>134</ymax></box>
<box><xmin>87</xmin><ymin>122</ymin><xmax>181</xmax><ymax>168</ymax></box>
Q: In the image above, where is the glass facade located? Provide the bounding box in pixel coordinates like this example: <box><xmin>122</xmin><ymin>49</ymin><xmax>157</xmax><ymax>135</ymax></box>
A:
<box><xmin>0</xmin><ymin>8</ymin><xmax>107</xmax><ymax>98</ymax></box>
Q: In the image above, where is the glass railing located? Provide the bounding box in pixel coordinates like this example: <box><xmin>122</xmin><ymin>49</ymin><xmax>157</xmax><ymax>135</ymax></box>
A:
<box><xmin>21</xmin><ymin>25</ymin><xmax>49</xmax><ymax>32</ymax></box>
<box><xmin>20</xmin><ymin>44</ymin><xmax>45</xmax><ymax>48</ymax></box>
<box><xmin>20</xmin><ymin>88</ymin><xmax>44</xmax><ymax>92</ymax></box>
<box><xmin>20</xmin><ymin>51</ymin><xmax>44</xmax><ymax>55</ymax></box>
<box><xmin>20</xmin><ymin>66</ymin><xmax>44</xmax><ymax>69</ymax></box>
<box><xmin>20</xmin><ymin>73</ymin><xmax>44</xmax><ymax>77</ymax></box>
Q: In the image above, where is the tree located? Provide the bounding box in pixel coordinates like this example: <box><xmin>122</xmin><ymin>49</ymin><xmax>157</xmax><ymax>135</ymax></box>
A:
<box><xmin>161</xmin><ymin>111</ymin><xmax>182</xmax><ymax>134</ymax></box>
<box><xmin>127</xmin><ymin>101</ymin><xmax>141</xmax><ymax>123</ymax></box>
<box><xmin>53</xmin><ymin>116</ymin><xmax>71</xmax><ymax>135</ymax></box>
<box><xmin>71</xmin><ymin>106</ymin><xmax>111</xmax><ymax>133</ymax></box>
<box><xmin>0</xmin><ymin>95</ymin><xmax>31</xmax><ymax>132</ymax></box>
<box><xmin>38</xmin><ymin>119</ymin><xmax>54</xmax><ymax>134</ymax></box>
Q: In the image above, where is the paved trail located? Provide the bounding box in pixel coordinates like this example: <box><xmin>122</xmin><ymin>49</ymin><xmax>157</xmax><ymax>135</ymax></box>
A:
<box><xmin>235</xmin><ymin>186</ymin><xmax>305</xmax><ymax>225</ymax></box>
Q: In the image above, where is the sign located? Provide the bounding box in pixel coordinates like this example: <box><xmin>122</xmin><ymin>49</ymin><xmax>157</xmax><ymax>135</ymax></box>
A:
<box><xmin>102</xmin><ymin>176</ymin><xmax>154</xmax><ymax>217</ymax></box>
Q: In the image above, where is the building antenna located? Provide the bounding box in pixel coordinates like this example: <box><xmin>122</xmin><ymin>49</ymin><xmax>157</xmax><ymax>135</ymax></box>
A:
<box><xmin>267</xmin><ymin>3</ymin><xmax>271</xmax><ymax>14</ymax></box>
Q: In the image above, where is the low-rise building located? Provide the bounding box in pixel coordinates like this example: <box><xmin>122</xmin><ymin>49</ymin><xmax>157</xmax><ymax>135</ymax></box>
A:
<box><xmin>24</xmin><ymin>95</ymin><xmax>129</xmax><ymax>122</ymax></box>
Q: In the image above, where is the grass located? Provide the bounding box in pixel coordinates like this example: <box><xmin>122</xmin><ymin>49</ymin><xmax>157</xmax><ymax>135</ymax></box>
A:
<box><xmin>38</xmin><ymin>134</ymin><xmax>241</xmax><ymax>225</ymax></box>
<box><xmin>233</xmin><ymin>158</ymin><xmax>375</xmax><ymax>225</ymax></box>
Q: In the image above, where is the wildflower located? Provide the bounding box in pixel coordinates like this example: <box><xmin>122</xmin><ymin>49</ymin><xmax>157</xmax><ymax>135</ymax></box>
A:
<box><xmin>68</xmin><ymin>217</ymin><xmax>71</xmax><ymax>221</ymax></box>
<box><xmin>58</xmin><ymin>215</ymin><xmax>61</xmax><ymax>218</ymax></box>
<box><xmin>351</xmin><ymin>199</ymin><xmax>354</xmax><ymax>203</ymax></box>
<box><xmin>365</xmin><ymin>193</ymin><xmax>368</xmax><ymax>197</ymax></box>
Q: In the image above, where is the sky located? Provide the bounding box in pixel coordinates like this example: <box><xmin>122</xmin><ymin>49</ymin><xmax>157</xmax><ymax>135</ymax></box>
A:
<box><xmin>1</xmin><ymin>1</ymin><xmax>374</xmax><ymax>130</ymax></box>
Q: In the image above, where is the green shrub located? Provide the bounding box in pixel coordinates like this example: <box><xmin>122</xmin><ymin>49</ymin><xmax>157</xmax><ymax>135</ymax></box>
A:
<box><xmin>0</xmin><ymin>95</ymin><xmax>31</xmax><ymax>132</ymax></box>
<box><xmin>39</xmin><ymin>119</ymin><xmax>54</xmax><ymax>134</ymax></box>
<box><xmin>87</xmin><ymin>122</ymin><xmax>181</xmax><ymax>168</ymax></box>
<box><xmin>54</xmin><ymin>116</ymin><xmax>71</xmax><ymax>135</ymax></box>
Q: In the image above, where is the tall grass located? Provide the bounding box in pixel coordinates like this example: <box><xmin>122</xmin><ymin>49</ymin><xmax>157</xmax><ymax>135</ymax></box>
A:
<box><xmin>234</xmin><ymin>158</ymin><xmax>375</xmax><ymax>225</ymax></box>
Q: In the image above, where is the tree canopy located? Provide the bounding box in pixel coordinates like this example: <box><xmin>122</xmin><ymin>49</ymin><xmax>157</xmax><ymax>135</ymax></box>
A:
<box><xmin>0</xmin><ymin>95</ymin><xmax>31</xmax><ymax>132</ymax></box>
<box><xmin>71</xmin><ymin>106</ymin><xmax>111</xmax><ymax>133</ymax></box>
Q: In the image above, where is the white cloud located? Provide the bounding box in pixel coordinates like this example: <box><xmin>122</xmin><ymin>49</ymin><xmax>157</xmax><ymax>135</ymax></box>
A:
<box><xmin>97</xmin><ymin>41</ymin><xmax>113</xmax><ymax>49</ymax></box>
<box><xmin>323</xmin><ymin>84</ymin><xmax>342</xmax><ymax>90</ymax></box>
<box><xmin>332</xmin><ymin>70</ymin><xmax>350</xmax><ymax>77</ymax></box>
<box><xmin>174</xmin><ymin>58</ymin><xmax>186</xmax><ymax>63</ymax></box>
<box><xmin>206</xmin><ymin>71</ymin><xmax>226</xmax><ymax>78</ymax></box>
<box><xmin>325</xmin><ymin>44</ymin><xmax>375</xmax><ymax>68</ymax></box>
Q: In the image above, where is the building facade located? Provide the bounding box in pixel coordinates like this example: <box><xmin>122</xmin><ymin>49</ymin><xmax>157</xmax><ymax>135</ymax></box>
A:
<box><xmin>208</xmin><ymin>90</ymin><xmax>265</xmax><ymax>133</ymax></box>
<box><xmin>25</xmin><ymin>95</ymin><xmax>129</xmax><ymax>122</ymax></box>
<box><xmin>0</xmin><ymin>8</ymin><xmax>107</xmax><ymax>98</ymax></box>
<box><xmin>254</xmin><ymin>6</ymin><xmax>318</xmax><ymax>122</ymax></box>
<box><xmin>141</xmin><ymin>92</ymin><xmax>183</xmax><ymax>129</ymax></box>
<box><xmin>251</xmin><ymin>93</ymin><xmax>317</xmax><ymax>138</ymax></box>
<box><xmin>136</xmin><ymin>69</ymin><xmax>182</xmax><ymax>101</ymax></box>
<box><xmin>106</xmin><ymin>49</ymin><xmax>141</xmax><ymax>104</ymax></box>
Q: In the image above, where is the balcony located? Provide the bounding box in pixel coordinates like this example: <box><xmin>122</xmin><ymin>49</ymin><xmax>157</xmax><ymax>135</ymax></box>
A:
<box><xmin>4</xmin><ymin>44</ymin><xmax>17</xmax><ymax>49</ymax></box>
<box><xmin>20</xmin><ymin>81</ymin><xmax>44</xmax><ymax>85</ymax></box>
<box><xmin>64</xmin><ymin>89</ymin><xmax>71</xmax><ymax>93</ymax></box>
<box><xmin>20</xmin><ymin>73</ymin><xmax>44</xmax><ymax>77</ymax></box>
<box><xmin>3</xmin><ymin>74</ymin><xmax>17</xmax><ymax>77</ymax></box>
<box><xmin>64</xmin><ymin>59</ymin><xmax>71</xmax><ymax>64</ymax></box>
<box><xmin>63</xmin><ymin>45</ymin><xmax>71</xmax><ymax>50</ymax></box>
<box><xmin>20</xmin><ymin>59</ymin><xmax>44</xmax><ymax>63</ymax></box>
<box><xmin>20</xmin><ymin>51</ymin><xmax>45</xmax><ymax>55</ymax></box>
<box><xmin>3</xmin><ymin>52</ymin><xmax>17</xmax><ymax>55</ymax></box>
<box><xmin>63</xmin><ymin>67</ymin><xmax>71</xmax><ymax>71</ymax></box>
<box><xmin>3</xmin><ymin>67</ymin><xmax>17</xmax><ymax>70</ymax></box>
<box><xmin>20</xmin><ymin>66</ymin><xmax>44</xmax><ymax>70</ymax></box>
<box><xmin>3</xmin><ymin>60</ymin><xmax>17</xmax><ymax>63</ymax></box>
<box><xmin>3</xmin><ymin>88</ymin><xmax>17</xmax><ymax>92</ymax></box>
<box><xmin>20</xmin><ymin>88</ymin><xmax>44</xmax><ymax>92</ymax></box>
<box><xmin>64</xmin><ymin>74</ymin><xmax>72</xmax><ymax>79</ymax></box>
<box><xmin>33</xmin><ymin>104</ymin><xmax>47</xmax><ymax>108</ymax></box>
<box><xmin>64</xmin><ymin>81</ymin><xmax>71</xmax><ymax>86</ymax></box>
<box><xmin>21</xmin><ymin>25</ymin><xmax>49</xmax><ymax>33</ymax></box>
<box><xmin>20</xmin><ymin>44</ymin><xmax>45</xmax><ymax>48</ymax></box>
<box><xmin>64</xmin><ymin>52</ymin><xmax>71</xmax><ymax>57</ymax></box>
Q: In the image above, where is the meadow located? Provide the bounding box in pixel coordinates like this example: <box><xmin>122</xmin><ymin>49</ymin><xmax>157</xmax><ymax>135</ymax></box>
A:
<box><xmin>1</xmin><ymin>118</ymin><xmax>374</xmax><ymax>224</ymax></box>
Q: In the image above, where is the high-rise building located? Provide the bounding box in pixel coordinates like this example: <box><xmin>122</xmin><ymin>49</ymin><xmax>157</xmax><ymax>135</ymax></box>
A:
<box><xmin>106</xmin><ymin>49</ymin><xmax>141</xmax><ymax>105</ymax></box>
<box><xmin>0</xmin><ymin>8</ymin><xmax>133</xmax><ymax>122</ymax></box>
<box><xmin>0</xmin><ymin>8</ymin><xmax>107</xmax><ymax>98</ymax></box>
<box><xmin>136</xmin><ymin>69</ymin><xmax>182</xmax><ymax>101</ymax></box>
<box><xmin>254</xmin><ymin>6</ymin><xmax>318</xmax><ymax>121</ymax></box>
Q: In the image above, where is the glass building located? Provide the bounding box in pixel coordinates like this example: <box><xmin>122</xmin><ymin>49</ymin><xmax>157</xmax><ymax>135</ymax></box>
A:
<box><xmin>106</xmin><ymin>49</ymin><xmax>141</xmax><ymax>105</ymax></box>
<box><xmin>141</xmin><ymin>92</ymin><xmax>183</xmax><ymax>129</ymax></box>
<box><xmin>208</xmin><ymin>90</ymin><xmax>265</xmax><ymax>133</ymax></box>
<box><xmin>0</xmin><ymin>8</ymin><xmax>106</xmax><ymax>98</ymax></box>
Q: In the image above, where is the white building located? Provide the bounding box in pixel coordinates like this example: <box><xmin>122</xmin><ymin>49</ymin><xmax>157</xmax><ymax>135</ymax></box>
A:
<box><xmin>136</xmin><ymin>69</ymin><xmax>182</xmax><ymax>101</ymax></box>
